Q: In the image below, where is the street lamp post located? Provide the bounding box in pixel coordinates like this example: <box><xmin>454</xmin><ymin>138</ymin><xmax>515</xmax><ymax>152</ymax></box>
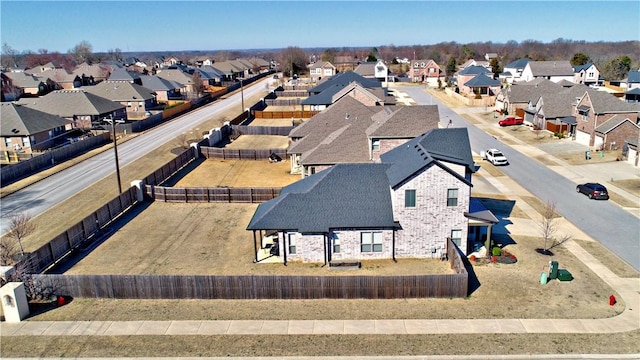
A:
<box><xmin>104</xmin><ymin>116</ymin><xmax>124</xmax><ymax>194</ymax></box>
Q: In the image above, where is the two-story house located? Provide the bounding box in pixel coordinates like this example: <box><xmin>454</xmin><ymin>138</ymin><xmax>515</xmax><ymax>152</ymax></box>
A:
<box><xmin>289</xmin><ymin>95</ymin><xmax>440</xmax><ymax>177</ymax></box>
<box><xmin>456</xmin><ymin>66</ymin><xmax>493</xmax><ymax>95</ymax></box>
<box><xmin>520</xmin><ymin>61</ymin><xmax>575</xmax><ymax>83</ymax></box>
<box><xmin>408</xmin><ymin>59</ymin><xmax>445</xmax><ymax>87</ymax></box>
<box><xmin>499</xmin><ymin>58</ymin><xmax>530</xmax><ymax>84</ymax></box>
<box><xmin>248</xmin><ymin>127</ymin><xmax>496</xmax><ymax>264</ymax></box>
<box><xmin>307</xmin><ymin>61</ymin><xmax>337</xmax><ymax>82</ymax></box>
<box><xmin>354</xmin><ymin>60</ymin><xmax>390</xmax><ymax>83</ymax></box>
<box><xmin>573</xmin><ymin>63</ymin><xmax>600</xmax><ymax>86</ymax></box>
<box><xmin>1</xmin><ymin>103</ymin><xmax>72</xmax><ymax>153</ymax></box>
<box><xmin>574</xmin><ymin>89</ymin><xmax>640</xmax><ymax>148</ymax></box>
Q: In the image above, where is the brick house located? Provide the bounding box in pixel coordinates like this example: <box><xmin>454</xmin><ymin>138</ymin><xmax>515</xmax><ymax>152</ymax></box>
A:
<box><xmin>574</xmin><ymin>89</ymin><xmax>640</xmax><ymax>148</ymax></box>
<box><xmin>83</xmin><ymin>80</ymin><xmax>158</xmax><ymax>120</ymax></box>
<box><xmin>408</xmin><ymin>59</ymin><xmax>445</xmax><ymax>87</ymax></box>
<box><xmin>248</xmin><ymin>127</ymin><xmax>496</xmax><ymax>264</ymax></box>
<box><xmin>308</xmin><ymin>61</ymin><xmax>337</xmax><ymax>82</ymax></box>
<box><xmin>289</xmin><ymin>95</ymin><xmax>440</xmax><ymax>177</ymax></box>
<box><xmin>1</xmin><ymin>103</ymin><xmax>72</xmax><ymax>153</ymax></box>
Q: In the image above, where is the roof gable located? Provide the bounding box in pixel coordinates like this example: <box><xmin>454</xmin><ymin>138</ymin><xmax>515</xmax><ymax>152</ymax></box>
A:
<box><xmin>1</xmin><ymin>103</ymin><xmax>71</xmax><ymax>136</ymax></box>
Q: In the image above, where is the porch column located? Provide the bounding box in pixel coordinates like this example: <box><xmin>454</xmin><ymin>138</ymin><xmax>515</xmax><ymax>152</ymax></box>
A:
<box><xmin>485</xmin><ymin>224</ymin><xmax>493</xmax><ymax>258</ymax></box>
<box><xmin>252</xmin><ymin>230</ymin><xmax>258</xmax><ymax>263</ymax></box>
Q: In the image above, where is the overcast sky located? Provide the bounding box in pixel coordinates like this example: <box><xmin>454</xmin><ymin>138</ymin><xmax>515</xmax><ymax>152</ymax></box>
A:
<box><xmin>1</xmin><ymin>1</ymin><xmax>639</xmax><ymax>53</ymax></box>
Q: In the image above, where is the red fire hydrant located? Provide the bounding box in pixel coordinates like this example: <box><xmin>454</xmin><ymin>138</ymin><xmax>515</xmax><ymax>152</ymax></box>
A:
<box><xmin>57</xmin><ymin>295</ymin><xmax>65</xmax><ymax>306</ymax></box>
<box><xmin>609</xmin><ymin>295</ymin><xmax>616</xmax><ymax>306</ymax></box>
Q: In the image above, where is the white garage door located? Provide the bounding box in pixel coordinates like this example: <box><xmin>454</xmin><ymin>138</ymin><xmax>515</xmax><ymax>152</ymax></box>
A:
<box><xmin>628</xmin><ymin>148</ymin><xmax>639</xmax><ymax>167</ymax></box>
<box><xmin>575</xmin><ymin>130</ymin><xmax>590</xmax><ymax>146</ymax></box>
<box><xmin>594</xmin><ymin>136</ymin><xmax>604</xmax><ymax>150</ymax></box>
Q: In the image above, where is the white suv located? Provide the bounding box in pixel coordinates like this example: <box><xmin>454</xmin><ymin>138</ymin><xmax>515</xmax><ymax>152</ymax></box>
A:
<box><xmin>481</xmin><ymin>148</ymin><xmax>509</xmax><ymax>166</ymax></box>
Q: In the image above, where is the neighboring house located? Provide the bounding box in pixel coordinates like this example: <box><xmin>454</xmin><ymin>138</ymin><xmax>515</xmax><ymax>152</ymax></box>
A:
<box><xmin>26</xmin><ymin>67</ymin><xmax>81</xmax><ymax>89</ymax></box>
<box><xmin>247</xmin><ymin>127</ymin><xmax>496</xmax><ymax>264</ymax></box>
<box><xmin>456</xmin><ymin>66</ymin><xmax>493</xmax><ymax>95</ymax></box>
<box><xmin>289</xmin><ymin>95</ymin><xmax>440</xmax><ymax>176</ymax></box>
<box><xmin>301</xmin><ymin>71</ymin><xmax>388</xmax><ymax>111</ymax></box>
<box><xmin>1</xmin><ymin>103</ymin><xmax>72</xmax><ymax>153</ymax></box>
<box><xmin>155</xmin><ymin>68</ymin><xmax>196</xmax><ymax>97</ymax></box>
<box><xmin>530</xmin><ymin>84</ymin><xmax>590</xmax><ymax>133</ymax></box>
<box><xmin>354</xmin><ymin>60</ymin><xmax>391</xmax><ymax>83</ymax></box>
<box><xmin>1</xmin><ymin>72</ymin><xmax>22</xmax><ymax>101</ymax></box>
<box><xmin>408</xmin><ymin>59</ymin><xmax>445</xmax><ymax>86</ymax></box>
<box><xmin>520</xmin><ymin>61</ymin><xmax>575</xmax><ymax>83</ymax></box>
<box><xmin>162</xmin><ymin>57</ymin><xmax>181</xmax><ymax>67</ymax></box>
<box><xmin>72</xmin><ymin>63</ymin><xmax>112</xmax><ymax>85</ymax></box>
<box><xmin>573</xmin><ymin>63</ymin><xmax>600</xmax><ymax>86</ymax></box>
<box><xmin>463</xmin><ymin>73</ymin><xmax>501</xmax><ymax>96</ymax></box>
<box><xmin>308</xmin><ymin>61</ymin><xmax>337</xmax><ymax>82</ymax></box>
<box><xmin>83</xmin><ymin>80</ymin><xmax>158</xmax><ymax>120</ymax></box>
<box><xmin>485</xmin><ymin>53</ymin><xmax>498</xmax><ymax>61</ymax></box>
<box><xmin>459</xmin><ymin>59</ymin><xmax>490</xmax><ymax>70</ymax></box>
<box><xmin>20</xmin><ymin>89</ymin><xmax>126</xmax><ymax>130</ymax></box>
<box><xmin>625</xmin><ymin>70</ymin><xmax>640</xmax><ymax>103</ymax></box>
<box><xmin>3</xmin><ymin>71</ymin><xmax>57</xmax><ymax>97</ymax></box>
<box><xmin>199</xmin><ymin>65</ymin><xmax>226</xmax><ymax>84</ymax></box>
<box><xmin>574</xmin><ymin>89</ymin><xmax>640</xmax><ymax>148</ymax></box>
<box><xmin>499</xmin><ymin>58</ymin><xmax>530</xmax><ymax>84</ymax></box>
<box><xmin>139</xmin><ymin>75</ymin><xmax>183</xmax><ymax>103</ymax></box>
<box><xmin>333</xmin><ymin>55</ymin><xmax>358</xmax><ymax>71</ymax></box>
<box><xmin>108</xmin><ymin>67</ymin><xmax>143</xmax><ymax>85</ymax></box>
<box><xmin>495</xmin><ymin>79</ymin><xmax>564</xmax><ymax>117</ymax></box>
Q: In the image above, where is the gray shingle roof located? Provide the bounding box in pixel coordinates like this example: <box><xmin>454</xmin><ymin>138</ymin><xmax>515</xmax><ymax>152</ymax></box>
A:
<box><xmin>290</xmin><ymin>96</ymin><xmax>439</xmax><ymax>166</ymax></box>
<box><xmin>504</xmin><ymin>58</ymin><xmax>530</xmax><ymax>69</ymax></box>
<box><xmin>527</xmin><ymin>61</ymin><xmax>574</xmax><ymax>77</ymax></box>
<box><xmin>463</xmin><ymin>73</ymin><xmax>500</xmax><ymax>87</ymax></box>
<box><xmin>139</xmin><ymin>75</ymin><xmax>182</xmax><ymax>91</ymax></box>
<box><xmin>83</xmin><ymin>80</ymin><xmax>156</xmax><ymax>102</ymax></box>
<box><xmin>501</xmin><ymin>79</ymin><xmax>564</xmax><ymax>103</ymax></box>
<box><xmin>629</xmin><ymin>70</ymin><xmax>640</xmax><ymax>84</ymax></box>
<box><xmin>308</xmin><ymin>71</ymin><xmax>381</xmax><ymax>94</ymax></box>
<box><xmin>381</xmin><ymin>127</ymin><xmax>475</xmax><ymax>188</ymax></box>
<box><xmin>458</xmin><ymin>65</ymin><xmax>491</xmax><ymax>76</ymax></box>
<box><xmin>3</xmin><ymin>71</ymin><xmax>44</xmax><ymax>88</ymax></box>
<box><xmin>20</xmin><ymin>89</ymin><xmax>124</xmax><ymax>117</ymax></box>
<box><xmin>246</xmin><ymin>163</ymin><xmax>398</xmax><ymax>232</ymax></box>
<box><xmin>595</xmin><ymin>115</ymin><xmax>639</xmax><ymax>134</ymax></box>
<box><xmin>1</xmin><ymin>103</ymin><xmax>71</xmax><ymax>136</ymax></box>
<box><xmin>585</xmin><ymin>89</ymin><xmax>640</xmax><ymax>114</ymax></box>
<box><xmin>108</xmin><ymin>67</ymin><xmax>141</xmax><ymax>82</ymax></box>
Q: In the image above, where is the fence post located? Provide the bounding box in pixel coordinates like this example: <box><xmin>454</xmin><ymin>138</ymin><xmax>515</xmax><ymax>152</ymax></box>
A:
<box><xmin>131</xmin><ymin>180</ymin><xmax>145</xmax><ymax>202</ymax></box>
<box><xmin>228</xmin><ymin>188</ymin><xmax>231</xmax><ymax>203</ymax></box>
<box><xmin>184</xmin><ymin>188</ymin><xmax>188</xmax><ymax>203</ymax></box>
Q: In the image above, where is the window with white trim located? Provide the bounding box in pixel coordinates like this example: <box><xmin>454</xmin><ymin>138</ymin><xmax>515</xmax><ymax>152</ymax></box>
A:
<box><xmin>361</xmin><ymin>232</ymin><xmax>382</xmax><ymax>252</ymax></box>
<box><xmin>288</xmin><ymin>233</ymin><xmax>296</xmax><ymax>254</ymax></box>
<box><xmin>405</xmin><ymin>189</ymin><xmax>416</xmax><ymax>207</ymax></box>
<box><xmin>451</xmin><ymin>229</ymin><xmax>462</xmax><ymax>246</ymax></box>
<box><xmin>332</xmin><ymin>234</ymin><xmax>340</xmax><ymax>253</ymax></box>
<box><xmin>447</xmin><ymin>188</ymin><xmax>458</xmax><ymax>206</ymax></box>
<box><xmin>372</xmin><ymin>139</ymin><xmax>380</xmax><ymax>151</ymax></box>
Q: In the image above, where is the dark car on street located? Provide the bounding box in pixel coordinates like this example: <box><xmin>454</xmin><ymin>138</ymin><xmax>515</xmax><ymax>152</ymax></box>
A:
<box><xmin>576</xmin><ymin>183</ymin><xmax>609</xmax><ymax>200</ymax></box>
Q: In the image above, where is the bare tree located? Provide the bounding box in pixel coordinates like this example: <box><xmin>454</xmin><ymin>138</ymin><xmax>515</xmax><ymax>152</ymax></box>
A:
<box><xmin>0</xmin><ymin>237</ymin><xmax>19</xmax><ymax>265</ymax></box>
<box><xmin>6</xmin><ymin>212</ymin><xmax>36</xmax><ymax>257</ymax></box>
<box><xmin>537</xmin><ymin>201</ymin><xmax>559</xmax><ymax>254</ymax></box>
<box><xmin>69</xmin><ymin>40</ymin><xmax>93</xmax><ymax>64</ymax></box>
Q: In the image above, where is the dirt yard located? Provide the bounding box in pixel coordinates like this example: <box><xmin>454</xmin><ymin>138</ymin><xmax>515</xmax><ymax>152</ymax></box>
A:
<box><xmin>225</xmin><ymin>135</ymin><xmax>289</xmax><ymax>149</ymax></box>
<box><xmin>174</xmin><ymin>159</ymin><xmax>299</xmax><ymax>188</ymax></box>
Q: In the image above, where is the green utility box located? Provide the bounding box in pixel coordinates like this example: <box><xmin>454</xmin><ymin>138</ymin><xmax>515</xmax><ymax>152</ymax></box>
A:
<box><xmin>549</xmin><ymin>261</ymin><xmax>559</xmax><ymax>279</ymax></box>
<box><xmin>557</xmin><ymin>269</ymin><xmax>573</xmax><ymax>281</ymax></box>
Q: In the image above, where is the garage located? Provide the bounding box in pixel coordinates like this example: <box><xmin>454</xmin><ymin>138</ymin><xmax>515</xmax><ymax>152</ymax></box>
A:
<box><xmin>575</xmin><ymin>130</ymin><xmax>591</xmax><ymax>146</ymax></box>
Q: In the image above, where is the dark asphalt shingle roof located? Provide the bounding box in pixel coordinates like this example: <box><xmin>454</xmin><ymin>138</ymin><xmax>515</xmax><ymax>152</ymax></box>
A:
<box><xmin>246</xmin><ymin>163</ymin><xmax>397</xmax><ymax>232</ymax></box>
<box><xmin>504</xmin><ymin>58</ymin><xmax>530</xmax><ymax>69</ymax></box>
<box><xmin>627</xmin><ymin>70</ymin><xmax>640</xmax><ymax>83</ymax></box>
<box><xmin>308</xmin><ymin>71</ymin><xmax>381</xmax><ymax>94</ymax></box>
<box><xmin>458</xmin><ymin>65</ymin><xmax>491</xmax><ymax>76</ymax></box>
<box><xmin>1</xmin><ymin>103</ymin><xmax>71</xmax><ymax>136</ymax></box>
<box><xmin>20</xmin><ymin>89</ymin><xmax>125</xmax><ymax>117</ymax></box>
<box><xmin>463</xmin><ymin>73</ymin><xmax>500</xmax><ymax>87</ymax></box>
<box><xmin>381</xmin><ymin>127</ymin><xmax>475</xmax><ymax>188</ymax></box>
<box><xmin>83</xmin><ymin>80</ymin><xmax>156</xmax><ymax>102</ymax></box>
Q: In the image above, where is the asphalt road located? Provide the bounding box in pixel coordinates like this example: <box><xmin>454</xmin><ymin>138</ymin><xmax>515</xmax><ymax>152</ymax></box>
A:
<box><xmin>396</xmin><ymin>84</ymin><xmax>640</xmax><ymax>271</ymax></box>
<box><xmin>0</xmin><ymin>77</ymin><xmax>272</xmax><ymax>234</ymax></box>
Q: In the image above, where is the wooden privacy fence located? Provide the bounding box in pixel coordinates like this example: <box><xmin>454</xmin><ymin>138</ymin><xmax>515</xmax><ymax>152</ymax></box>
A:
<box><xmin>200</xmin><ymin>147</ymin><xmax>287</xmax><ymax>160</ymax></box>
<box><xmin>265</xmin><ymin>99</ymin><xmax>303</xmax><ymax>106</ymax></box>
<box><xmin>34</xmin><ymin>272</ymin><xmax>469</xmax><ymax>299</ymax></box>
<box><xmin>231</xmin><ymin>125</ymin><xmax>293</xmax><ymax>136</ymax></box>
<box><xmin>145</xmin><ymin>186</ymin><xmax>281</xmax><ymax>203</ymax></box>
<box><xmin>26</xmin><ymin>187</ymin><xmax>139</xmax><ymax>274</ymax></box>
<box><xmin>253</xmin><ymin>110</ymin><xmax>319</xmax><ymax>119</ymax></box>
<box><xmin>142</xmin><ymin>147</ymin><xmax>196</xmax><ymax>186</ymax></box>
<box><xmin>1</xmin><ymin>133</ymin><xmax>110</xmax><ymax>185</ymax></box>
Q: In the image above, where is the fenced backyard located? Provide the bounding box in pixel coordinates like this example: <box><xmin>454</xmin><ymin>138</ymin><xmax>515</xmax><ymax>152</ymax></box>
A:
<box><xmin>145</xmin><ymin>185</ymin><xmax>281</xmax><ymax>203</ymax></box>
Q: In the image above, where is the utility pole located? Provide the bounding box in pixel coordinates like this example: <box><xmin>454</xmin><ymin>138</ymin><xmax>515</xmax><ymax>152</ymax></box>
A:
<box><xmin>104</xmin><ymin>116</ymin><xmax>124</xmax><ymax>194</ymax></box>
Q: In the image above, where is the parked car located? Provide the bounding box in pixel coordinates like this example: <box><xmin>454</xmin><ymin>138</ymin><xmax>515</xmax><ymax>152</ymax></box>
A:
<box><xmin>576</xmin><ymin>183</ymin><xmax>609</xmax><ymax>200</ymax></box>
<box><xmin>481</xmin><ymin>148</ymin><xmax>509</xmax><ymax>166</ymax></box>
<box><xmin>499</xmin><ymin>116</ymin><xmax>524</xmax><ymax>127</ymax></box>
